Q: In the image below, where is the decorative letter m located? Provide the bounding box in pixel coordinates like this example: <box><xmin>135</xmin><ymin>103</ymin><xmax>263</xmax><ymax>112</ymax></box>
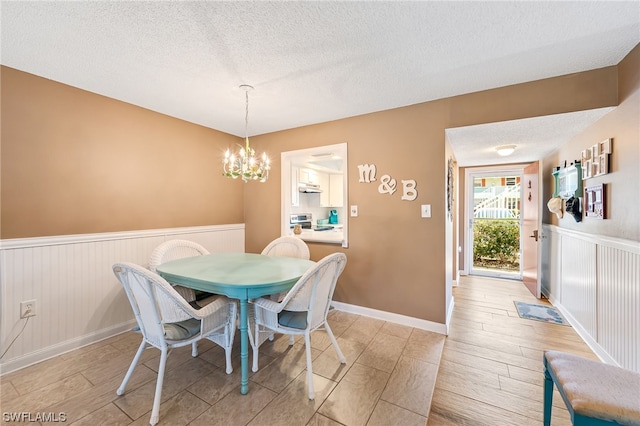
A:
<box><xmin>358</xmin><ymin>164</ymin><xmax>377</xmax><ymax>183</ymax></box>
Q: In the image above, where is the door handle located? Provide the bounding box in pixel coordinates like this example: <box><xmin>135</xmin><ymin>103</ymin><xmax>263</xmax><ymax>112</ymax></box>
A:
<box><xmin>529</xmin><ymin>230</ymin><xmax>539</xmax><ymax>241</ymax></box>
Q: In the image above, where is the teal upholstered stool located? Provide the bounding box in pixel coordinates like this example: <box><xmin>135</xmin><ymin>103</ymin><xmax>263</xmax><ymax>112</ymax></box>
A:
<box><xmin>543</xmin><ymin>350</ymin><xmax>640</xmax><ymax>425</ymax></box>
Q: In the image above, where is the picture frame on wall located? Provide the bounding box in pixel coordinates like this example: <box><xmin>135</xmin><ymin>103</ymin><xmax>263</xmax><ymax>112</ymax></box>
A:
<box><xmin>584</xmin><ymin>183</ymin><xmax>606</xmax><ymax>219</ymax></box>
<box><xmin>599</xmin><ymin>154</ymin><xmax>608</xmax><ymax>174</ymax></box>
<box><xmin>583</xmin><ymin>160</ymin><xmax>592</xmax><ymax>179</ymax></box>
<box><xmin>599</xmin><ymin>138</ymin><xmax>612</xmax><ymax>154</ymax></box>
<box><xmin>581</xmin><ymin>137</ymin><xmax>612</xmax><ymax>181</ymax></box>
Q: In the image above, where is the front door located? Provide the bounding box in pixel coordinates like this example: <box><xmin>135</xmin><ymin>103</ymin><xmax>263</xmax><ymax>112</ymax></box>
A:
<box><xmin>522</xmin><ymin>161</ymin><xmax>541</xmax><ymax>298</ymax></box>
<box><xmin>467</xmin><ymin>167</ymin><xmax>522</xmax><ymax>280</ymax></box>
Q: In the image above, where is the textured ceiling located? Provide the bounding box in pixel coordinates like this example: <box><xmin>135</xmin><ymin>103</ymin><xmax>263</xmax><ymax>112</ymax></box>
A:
<box><xmin>2</xmin><ymin>1</ymin><xmax>638</xmax><ymax>166</ymax></box>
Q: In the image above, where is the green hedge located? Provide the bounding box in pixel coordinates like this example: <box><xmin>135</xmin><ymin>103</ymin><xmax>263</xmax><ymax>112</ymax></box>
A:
<box><xmin>473</xmin><ymin>219</ymin><xmax>520</xmax><ymax>265</ymax></box>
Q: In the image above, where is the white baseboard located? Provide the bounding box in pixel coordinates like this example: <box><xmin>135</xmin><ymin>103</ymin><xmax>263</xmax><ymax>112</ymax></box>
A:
<box><xmin>331</xmin><ymin>302</ymin><xmax>447</xmax><ymax>335</ymax></box>
<box><xmin>0</xmin><ymin>320</ymin><xmax>136</xmax><ymax>376</ymax></box>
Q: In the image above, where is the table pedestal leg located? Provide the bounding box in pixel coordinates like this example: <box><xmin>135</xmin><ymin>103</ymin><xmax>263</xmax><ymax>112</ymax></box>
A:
<box><xmin>239</xmin><ymin>298</ymin><xmax>249</xmax><ymax>394</ymax></box>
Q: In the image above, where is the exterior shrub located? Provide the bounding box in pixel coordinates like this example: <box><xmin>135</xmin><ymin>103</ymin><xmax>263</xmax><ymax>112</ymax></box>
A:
<box><xmin>473</xmin><ymin>219</ymin><xmax>520</xmax><ymax>266</ymax></box>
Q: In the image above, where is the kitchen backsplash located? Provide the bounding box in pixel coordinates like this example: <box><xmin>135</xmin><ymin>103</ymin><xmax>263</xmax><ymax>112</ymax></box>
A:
<box><xmin>295</xmin><ymin>192</ymin><xmax>345</xmax><ymax>225</ymax></box>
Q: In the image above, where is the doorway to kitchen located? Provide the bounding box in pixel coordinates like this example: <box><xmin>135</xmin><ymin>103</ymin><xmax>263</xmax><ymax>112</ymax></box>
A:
<box><xmin>466</xmin><ymin>166</ymin><xmax>523</xmax><ymax>280</ymax></box>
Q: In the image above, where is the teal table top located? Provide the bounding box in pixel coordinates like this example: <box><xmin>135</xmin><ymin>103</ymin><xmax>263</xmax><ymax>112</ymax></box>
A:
<box><xmin>156</xmin><ymin>252</ymin><xmax>315</xmax><ymax>395</ymax></box>
<box><xmin>156</xmin><ymin>252</ymin><xmax>316</xmax><ymax>300</ymax></box>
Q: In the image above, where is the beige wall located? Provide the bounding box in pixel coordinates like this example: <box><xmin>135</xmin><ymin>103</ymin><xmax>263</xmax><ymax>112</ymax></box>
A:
<box><xmin>542</xmin><ymin>44</ymin><xmax>639</xmax><ymax>241</ymax></box>
<box><xmin>1</xmin><ymin>56</ymin><xmax>627</xmax><ymax>325</ymax></box>
<box><xmin>245</xmin><ymin>67</ymin><xmax>619</xmax><ymax>323</ymax></box>
<box><xmin>1</xmin><ymin>67</ymin><xmax>244</xmax><ymax>239</ymax></box>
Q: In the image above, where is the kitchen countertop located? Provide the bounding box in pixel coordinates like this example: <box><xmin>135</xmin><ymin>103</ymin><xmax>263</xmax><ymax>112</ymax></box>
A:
<box><xmin>293</xmin><ymin>228</ymin><xmax>344</xmax><ymax>244</ymax></box>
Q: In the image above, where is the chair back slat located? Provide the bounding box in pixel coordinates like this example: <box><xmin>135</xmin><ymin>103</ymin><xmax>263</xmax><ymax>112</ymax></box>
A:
<box><xmin>149</xmin><ymin>239</ymin><xmax>210</xmax><ymax>272</ymax></box>
<box><xmin>281</xmin><ymin>253</ymin><xmax>346</xmax><ymax>329</ymax></box>
<box><xmin>261</xmin><ymin>236</ymin><xmax>310</xmax><ymax>260</ymax></box>
<box><xmin>113</xmin><ymin>262</ymin><xmax>197</xmax><ymax>341</ymax></box>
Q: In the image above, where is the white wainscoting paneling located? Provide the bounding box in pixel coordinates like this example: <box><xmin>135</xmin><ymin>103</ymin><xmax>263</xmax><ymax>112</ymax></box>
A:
<box><xmin>597</xmin><ymin>244</ymin><xmax>640</xmax><ymax>373</ymax></box>
<box><xmin>542</xmin><ymin>225</ymin><xmax>640</xmax><ymax>373</ymax></box>
<box><xmin>560</xmin><ymin>235</ymin><xmax>597</xmax><ymax>338</ymax></box>
<box><xmin>0</xmin><ymin>224</ymin><xmax>244</xmax><ymax>375</ymax></box>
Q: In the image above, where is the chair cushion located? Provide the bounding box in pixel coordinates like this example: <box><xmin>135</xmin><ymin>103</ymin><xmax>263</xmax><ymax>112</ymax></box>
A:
<box><xmin>545</xmin><ymin>350</ymin><xmax>640</xmax><ymax>424</ymax></box>
<box><xmin>278</xmin><ymin>310</ymin><xmax>307</xmax><ymax>329</ymax></box>
<box><xmin>163</xmin><ymin>318</ymin><xmax>201</xmax><ymax>340</ymax></box>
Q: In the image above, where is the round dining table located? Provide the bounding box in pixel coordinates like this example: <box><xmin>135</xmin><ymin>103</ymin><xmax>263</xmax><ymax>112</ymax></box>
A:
<box><xmin>156</xmin><ymin>252</ymin><xmax>315</xmax><ymax>395</ymax></box>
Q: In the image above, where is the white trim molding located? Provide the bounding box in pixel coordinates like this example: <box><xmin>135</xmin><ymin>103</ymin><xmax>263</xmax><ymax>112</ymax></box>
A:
<box><xmin>0</xmin><ymin>224</ymin><xmax>245</xmax><ymax>375</ymax></box>
<box><xmin>332</xmin><ymin>301</ymin><xmax>448</xmax><ymax>335</ymax></box>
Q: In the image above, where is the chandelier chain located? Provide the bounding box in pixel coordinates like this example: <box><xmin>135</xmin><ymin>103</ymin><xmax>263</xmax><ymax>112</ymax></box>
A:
<box><xmin>245</xmin><ymin>89</ymin><xmax>249</xmax><ymax>139</ymax></box>
<box><xmin>222</xmin><ymin>84</ymin><xmax>270</xmax><ymax>182</ymax></box>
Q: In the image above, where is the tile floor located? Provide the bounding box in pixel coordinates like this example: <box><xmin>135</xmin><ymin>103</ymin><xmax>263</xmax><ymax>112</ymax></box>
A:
<box><xmin>1</xmin><ymin>310</ymin><xmax>445</xmax><ymax>425</ymax></box>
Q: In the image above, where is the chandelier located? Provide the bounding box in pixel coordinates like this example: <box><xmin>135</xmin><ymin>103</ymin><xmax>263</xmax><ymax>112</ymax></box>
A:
<box><xmin>223</xmin><ymin>85</ymin><xmax>270</xmax><ymax>182</ymax></box>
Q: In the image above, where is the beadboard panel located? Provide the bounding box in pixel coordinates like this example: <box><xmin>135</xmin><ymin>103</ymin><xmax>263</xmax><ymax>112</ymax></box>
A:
<box><xmin>597</xmin><ymin>244</ymin><xmax>640</xmax><ymax>372</ymax></box>
<box><xmin>540</xmin><ymin>228</ymin><xmax>561</xmax><ymax>302</ymax></box>
<box><xmin>542</xmin><ymin>225</ymin><xmax>640</xmax><ymax>372</ymax></box>
<box><xmin>560</xmin><ymin>235</ymin><xmax>598</xmax><ymax>338</ymax></box>
<box><xmin>0</xmin><ymin>225</ymin><xmax>244</xmax><ymax>374</ymax></box>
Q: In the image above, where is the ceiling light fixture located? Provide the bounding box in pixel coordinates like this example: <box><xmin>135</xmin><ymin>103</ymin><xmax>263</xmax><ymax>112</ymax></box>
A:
<box><xmin>223</xmin><ymin>85</ymin><xmax>270</xmax><ymax>182</ymax></box>
<box><xmin>496</xmin><ymin>144</ymin><xmax>516</xmax><ymax>156</ymax></box>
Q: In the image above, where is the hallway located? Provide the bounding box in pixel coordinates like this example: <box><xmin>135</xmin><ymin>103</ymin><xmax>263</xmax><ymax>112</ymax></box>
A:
<box><xmin>428</xmin><ymin>275</ymin><xmax>597</xmax><ymax>425</ymax></box>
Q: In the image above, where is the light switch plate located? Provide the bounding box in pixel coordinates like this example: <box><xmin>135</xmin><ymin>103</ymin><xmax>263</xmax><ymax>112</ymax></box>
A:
<box><xmin>421</xmin><ymin>204</ymin><xmax>431</xmax><ymax>218</ymax></box>
<box><xmin>350</xmin><ymin>205</ymin><xmax>358</xmax><ymax>217</ymax></box>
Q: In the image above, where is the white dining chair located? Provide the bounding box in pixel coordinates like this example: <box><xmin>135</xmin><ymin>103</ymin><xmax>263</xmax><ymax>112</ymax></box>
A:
<box><xmin>261</xmin><ymin>235</ymin><xmax>310</xmax><ymax>260</ymax></box>
<box><xmin>149</xmin><ymin>239</ymin><xmax>217</xmax><ymax>306</ymax></box>
<box><xmin>248</xmin><ymin>236</ymin><xmax>312</xmax><ymax>371</ymax></box>
<box><xmin>251</xmin><ymin>252</ymin><xmax>347</xmax><ymax>399</ymax></box>
<box><xmin>261</xmin><ymin>236</ymin><xmax>310</xmax><ymax>302</ymax></box>
<box><xmin>112</xmin><ymin>262</ymin><xmax>237</xmax><ymax>426</ymax></box>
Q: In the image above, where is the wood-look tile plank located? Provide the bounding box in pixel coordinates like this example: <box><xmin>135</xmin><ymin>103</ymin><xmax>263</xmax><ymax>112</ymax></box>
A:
<box><xmin>318</xmin><ymin>363</ymin><xmax>388</xmax><ymax>426</ymax></box>
<box><xmin>428</xmin><ymin>387</ymin><xmax>530</xmax><ymax>426</ymax></box>
<box><xmin>68</xmin><ymin>402</ymin><xmax>132</xmax><ymax>426</ymax></box>
<box><xmin>356</xmin><ymin>333</ymin><xmax>406</xmax><ymax>373</ymax></box>
<box><xmin>5</xmin><ymin>344</ymin><xmax>121</xmax><ymax>395</ymax></box>
<box><xmin>378</xmin><ymin>321</ymin><xmax>413</xmax><ymax>340</ymax></box>
<box><xmin>440</xmin><ymin>346</ymin><xmax>510</xmax><ymax>376</ymax></box>
<box><xmin>436</xmin><ymin>359</ymin><xmax>501</xmax><ymax>390</ymax></box>
<box><xmin>45</xmin><ymin>364</ymin><xmax>156</xmax><ymax>423</ymax></box>
<box><xmin>114</xmin><ymin>357</ymin><xmax>216</xmax><ymax>421</ymax></box>
<box><xmin>402</xmin><ymin>329</ymin><xmax>446</xmax><ymax>365</ymax></box>
<box><xmin>306</xmin><ymin>413</ymin><xmax>343</xmax><ymax>426</ymax></box>
<box><xmin>250</xmin><ymin>342</ymin><xmax>321</xmax><ymax>393</ymax></box>
<box><xmin>311</xmin><ymin>336</ymin><xmax>364</xmax><ymax>382</ymax></box>
<box><xmin>128</xmin><ymin>390</ymin><xmax>210</xmax><ymax>426</ymax></box>
<box><xmin>186</xmin><ymin>367</ymin><xmax>242</xmax><ymax>405</ymax></box>
<box><xmin>380</xmin><ymin>356</ymin><xmax>439</xmax><ymax>417</ymax></box>
<box><xmin>443</xmin><ymin>338</ymin><xmax>539</xmax><ymax>371</ymax></box>
<box><xmin>189</xmin><ymin>382</ymin><xmax>276</xmax><ymax>426</ymax></box>
<box><xmin>249</xmin><ymin>373</ymin><xmax>336</xmax><ymax>426</ymax></box>
<box><xmin>2</xmin><ymin>373</ymin><xmax>93</xmax><ymax>414</ymax></box>
<box><xmin>367</xmin><ymin>400</ymin><xmax>427</xmax><ymax>426</ymax></box>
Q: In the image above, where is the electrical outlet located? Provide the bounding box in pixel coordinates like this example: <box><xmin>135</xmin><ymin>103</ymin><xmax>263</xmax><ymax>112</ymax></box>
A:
<box><xmin>20</xmin><ymin>299</ymin><xmax>36</xmax><ymax>318</ymax></box>
<box><xmin>350</xmin><ymin>205</ymin><xmax>358</xmax><ymax>217</ymax></box>
<box><xmin>421</xmin><ymin>204</ymin><xmax>431</xmax><ymax>218</ymax></box>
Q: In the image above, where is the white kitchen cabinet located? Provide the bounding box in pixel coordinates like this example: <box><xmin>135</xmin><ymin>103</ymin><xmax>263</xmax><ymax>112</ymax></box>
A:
<box><xmin>319</xmin><ymin>172</ymin><xmax>329</xmax><ymax>206</ymax></box>
<box><xmin>291</xmin><ymin>165</ymin><xmax>300</xmax><ymax>207</ymax></box>
<box><xmin>329</xmin><ymin>174</ymin><xmax>344</xmax><ymax>207</ymax></box>
<box><xmin>299</xmin><ymin>168</ymin><xmax>319</xmax><ymax>185</ymax></box>
<box><xmin>320</xmin><ymin>173</ymin><xmax>343</xmax><ymax>207</ymax></box>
